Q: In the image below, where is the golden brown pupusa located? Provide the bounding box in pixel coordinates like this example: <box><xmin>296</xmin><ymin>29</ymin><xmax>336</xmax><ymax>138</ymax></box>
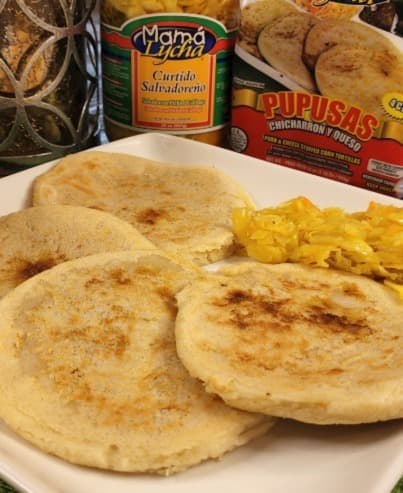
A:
<box><xmin>0</xmin><ymin>205</ymin><xmax>156</xmax><ymax>299</ymax></box>
<box><xmin>175</xmin><ymin>261</ymin><xmax>403</xmax><ymax>425</ymax></box>
<box><xmin>32</xmin><ymin>150</ymin><xmax>255</xmax><ymax>265</ymax></box>
<box><xmin>0</xmin><ymin>251</ymin><xmax>273</xmax><ymax>473</ymax></box>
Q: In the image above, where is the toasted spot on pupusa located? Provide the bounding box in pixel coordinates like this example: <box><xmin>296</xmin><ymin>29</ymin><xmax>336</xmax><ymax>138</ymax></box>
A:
<box><xmin>0</xmin><ymin>205</ymin><xmax>156</xmax><ymax>299</ymax></box>
<box><xmin>32</xmin><ymin>150</ymin><xmax>255</xmax><ymax>266</ymax></box>
<box><xmin>175</xmin><ymin>261</ymin><xmax>403</xmax><ymax>425</ymax></box>
<box><xmin>0</xmin><ymin>251</ymin><xmax>274</xmax><ymax>474</ymax></box>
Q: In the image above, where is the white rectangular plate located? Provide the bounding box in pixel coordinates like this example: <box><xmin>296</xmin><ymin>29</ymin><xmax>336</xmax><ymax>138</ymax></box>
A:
<box><xmin>0</xmin><ymin>133</ymin><xmax>402</xmax><ymax>493</ymax></box>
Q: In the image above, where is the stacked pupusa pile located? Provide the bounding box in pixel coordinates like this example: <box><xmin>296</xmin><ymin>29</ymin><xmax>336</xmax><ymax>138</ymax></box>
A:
<box><xmin>0</xmin><ymin>150</ymin><xmax>402</xmax><ymax>475</ymax></box>
<box><xmin>0</xmin><ymin>151</ymin><xmax>273</xmax><ymax>474</ymax></box>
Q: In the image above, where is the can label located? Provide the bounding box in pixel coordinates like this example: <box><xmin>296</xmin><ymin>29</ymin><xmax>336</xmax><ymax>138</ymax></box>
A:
<box><xmin>101</xmin><ymin>14</ymin><xmax>236</xmax><ymax>134</ymax></box>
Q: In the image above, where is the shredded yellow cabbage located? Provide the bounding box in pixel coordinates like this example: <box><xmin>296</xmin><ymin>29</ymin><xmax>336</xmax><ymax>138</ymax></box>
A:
<box><xmin>232</xmin><ymin>197</ymin><xmax>403</xmax><ymax>295</ymax></box>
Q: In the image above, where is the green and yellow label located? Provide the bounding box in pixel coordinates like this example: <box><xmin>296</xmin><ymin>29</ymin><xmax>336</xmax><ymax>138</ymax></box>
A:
<box><xmin>101</xmin><ymin>14</ymin><xmax>236</xmax><ymax>134</ymax></box>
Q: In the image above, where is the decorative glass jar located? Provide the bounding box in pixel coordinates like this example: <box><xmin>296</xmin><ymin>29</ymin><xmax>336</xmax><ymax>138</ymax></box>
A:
<box><xmin>0</xmin><ymin>0</ymin><xmax>100</xmax><ymax>175</ymax></box>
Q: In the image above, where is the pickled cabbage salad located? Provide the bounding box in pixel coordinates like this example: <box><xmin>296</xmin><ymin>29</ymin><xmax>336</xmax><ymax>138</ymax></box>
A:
<box><xmin>232</xmin><ymin>197</ymin><xmax>403</xmax><ymax>298</ymax></box>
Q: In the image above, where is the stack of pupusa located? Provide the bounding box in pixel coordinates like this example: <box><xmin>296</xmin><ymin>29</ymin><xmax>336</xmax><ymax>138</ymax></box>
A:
<box><xmin>0</xmin><ymin>151</ymin><xmax>274</xmax><ymax>474</ymax></box>
<box><xmin>0</xmin><ymin>149</ymin><xmax>401</xmax><ymax>476</ymax></box>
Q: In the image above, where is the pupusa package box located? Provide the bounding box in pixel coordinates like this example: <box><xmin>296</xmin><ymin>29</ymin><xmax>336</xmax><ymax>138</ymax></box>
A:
<box><xmin>230</xmin><ymin>0</ymin><xmax>403</xmax><ymax>198</ymax></box>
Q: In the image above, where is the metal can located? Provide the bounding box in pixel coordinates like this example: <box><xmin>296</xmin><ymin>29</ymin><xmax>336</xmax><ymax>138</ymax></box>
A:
<box><xmin>100</xmin><ymin>0</ymin><xmax>240</xmax><ymax>147</ymax></box>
